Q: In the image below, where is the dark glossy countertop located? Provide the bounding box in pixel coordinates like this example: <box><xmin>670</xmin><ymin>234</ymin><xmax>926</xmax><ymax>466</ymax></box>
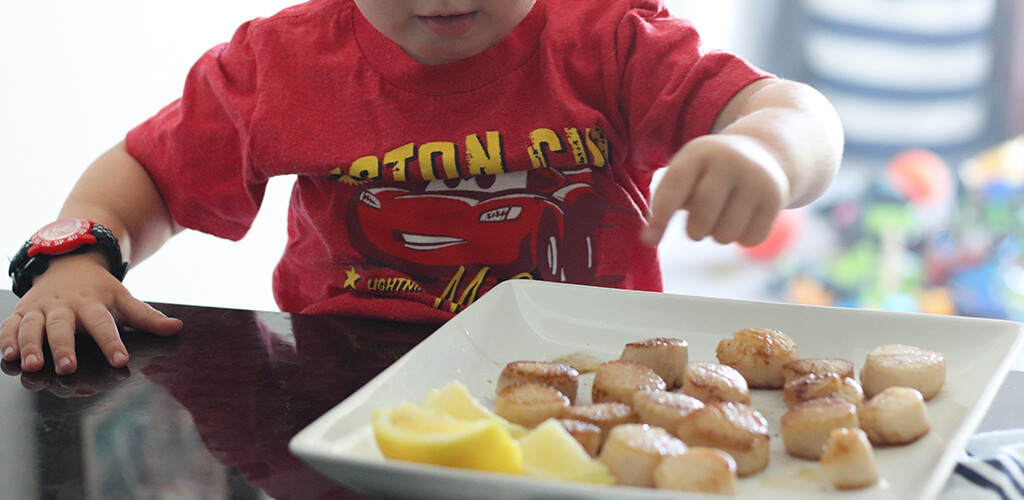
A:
<box><xmin>0</xmin><ymin>290</ymin><xmax>1020</xmax><ymax>499</ymax></box>
<box><xmin>0</xmin><ymin>291</ymin><xmax>435</xmax><ymax>499</ymax></box>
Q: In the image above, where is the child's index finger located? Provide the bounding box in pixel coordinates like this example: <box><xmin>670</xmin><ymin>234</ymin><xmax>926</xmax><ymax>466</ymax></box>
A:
<box><xmin>643</xmin><ymin>160</ymin><xmax>701</xmax><ymax>247</ymax></box>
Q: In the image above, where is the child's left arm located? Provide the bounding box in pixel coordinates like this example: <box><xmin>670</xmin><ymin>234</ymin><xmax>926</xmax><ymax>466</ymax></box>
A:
<box><xmin>642</xmin><ymin>78</ymin><xmax>844</xmax><ymax>247</ymax></box>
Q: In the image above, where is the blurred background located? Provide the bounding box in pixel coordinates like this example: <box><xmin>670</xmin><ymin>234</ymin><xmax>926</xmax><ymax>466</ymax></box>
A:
<box><xmin>664</xmin><ymin>0</ymin><xmax>1024</xmax><ymax>330</ymax></box>
<box><xmin>1</xmin><ymin>0</ymin><xmax>1022</xmax><ymax>320</ymax></box>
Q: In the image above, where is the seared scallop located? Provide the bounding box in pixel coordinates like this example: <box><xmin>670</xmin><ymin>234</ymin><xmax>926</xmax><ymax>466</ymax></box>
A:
<box><xmin>782</xmin><ymin>357</ymin><xmax>855</xmax><ymax>384</ymax></box>
<box><xmin>682</xmin><ymin>362</ymin><xmax>750</xmax><ymax>405</ymax></box>
<box><xmin>860</xmin><ymin>344</ymin><xmax>945</xmax><ymax>400</ymax></box>
<box><xmin>820</xmin><ymin>428</ymin><xmax>879</xmax><ymax>490</ymax></box>
<box><xmin>620</xmin><ymin>337</ymin><xmax>689</xmax><ymax>389</ymax></box>
<box><xmin>598</xmin><ymin>424</ymin><xmax>687</xmax><ymax>487</ymax></box>
<box><xmin>674</xmin><ymin>402</ymin><xmax>770</xmax><ymax>477</ymax></box>
<box><xmin>654</xmin><ymin>447</ymin><xmax>737</xmax><ymax>494</ymax></box>
<box><xmin>859</xmin><ymin>386</ymin><xmax>930</xmax><ymax>446</ymax></box>
<box><xmin>592</xmin><ymin>360</ymin><xmax>666</xmax><ymax>406</ymax></box>
<box><xmin>493</xmin><ymin>382</ymin><xmax>570</xmax><ymax>428</ymax></box>
<box><xmin>716</xmin><ymin>328</ymin><xmax>799</xmax><ymax>389</ymax></box>
<box><xmin>783</xmin><ymin>373</ymin><xmax>864</xmax><ymax>409</ymax></box>
<box><xmin>632</xmin><ymin>390</ymin><xmax>705</xmax><ymax>432</ymax></box>
<box><xmin>561</xmin><ymin>402</ymin><xmax>640</xmax><ymax>445</ymax></box>
<box><xmin>780</xmin><ymin>398</ymin><xmax>860</xmax><ymax>460</ymax></box>
<box><xmin>557</xmin><ymin>418</ymin><xmax>603</xmax><ymax>457</ymax></box>
<box><xmin>497</xmin><ymin>360</ymin><xmax>580</xmax><ymax>404</ymax></box>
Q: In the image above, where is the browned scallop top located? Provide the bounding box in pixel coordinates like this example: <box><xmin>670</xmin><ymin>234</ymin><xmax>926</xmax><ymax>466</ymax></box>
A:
<box><xmin>687</xmin><ymin>362</ymin><xmax>748</xmax><ymax>391</ymax></box>
<box><xmin>562</xmin><ymin>402</ymin><xmax>638</xmax><ymax>422</ymax></box>
<box><xmin>636</xmin><ymin>390</ymin><xmax>705</xmax><ymax>411</ymax></box>
<box><xmin>865</xmin><ymin>386</ymin><xmax>924</xmax><ymax>407</ymax></box>
<box><xmin>786</xmin><ymin>373</ymin><xmax>862</xmax><ymax>400</ymax></box>
<box><xmin>609</xmin><ymin>424</ymin><xmax>688</xmax><ymax>455</ymax></box>
<box><xmin>557</xmin><ymin>418</ymin><xmax>602</xmax><ymax>434</ymax></box>
<box><xmin>594</xmin><ymin>360</ymin><xmax>666</xmax><ymax>389</ymax></box>
<box><xmin>699</xmin><ymin>402</ymin><xmax>769</xmax><ymax>435</ymax></box>
<box><xmin>496</xmin><ymin>382</ymin><xmax>570</xmax><ymax>404</ymax></box>
<box><xmin>502</xmin><ymin>360</ymin><xmax>581</xmax><ymax>379</ymax></box>
<box><xmin>726</xmin><ymin>328</ymin><xmax>797</xmax><ymax>358</ymax></box>
<box><xmin>783</xmin><ymin>358</ymin><xmax>855</xmax><ymax>380</ymax></box>
<box><xmin>625</xmin><ymin>337</ymin><xmax>688</xmax><ymax>348</ymax></box>
<box><xmin>783</xmin><ymin>398</ymin><xmax>858</xmax><ymax>422</ymax></box>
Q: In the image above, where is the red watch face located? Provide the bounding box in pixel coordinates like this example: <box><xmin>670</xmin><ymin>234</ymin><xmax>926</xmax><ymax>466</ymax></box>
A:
<box><xmin>27</xmin><ymin>218</ymin><xmax>98</xmax><ymax>257</ymax></box>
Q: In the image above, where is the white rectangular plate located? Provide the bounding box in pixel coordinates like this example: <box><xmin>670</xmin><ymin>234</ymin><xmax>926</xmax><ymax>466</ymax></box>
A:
<box><xmin>290</xmin><ymin>280</ymin><xmax>1024</xmax><ymax>500</ymax></box>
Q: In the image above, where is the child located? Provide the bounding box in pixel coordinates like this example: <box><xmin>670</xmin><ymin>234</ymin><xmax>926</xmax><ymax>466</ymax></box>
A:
<box><xmin>2</xmin><ymin>0</ymin><xmax>843</xmax><ymax>375</ymax></box>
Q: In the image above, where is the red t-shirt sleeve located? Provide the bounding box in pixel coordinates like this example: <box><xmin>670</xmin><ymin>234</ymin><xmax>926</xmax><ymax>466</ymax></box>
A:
<box><xmin>126</xmin><ymin>20</ymin><xmax>266</xmax><ymax>241</ymax></box>
<box><xmin>615</xmin><ymin>1</ymin><xmax>773</xmax><ymax>172</ymax></box>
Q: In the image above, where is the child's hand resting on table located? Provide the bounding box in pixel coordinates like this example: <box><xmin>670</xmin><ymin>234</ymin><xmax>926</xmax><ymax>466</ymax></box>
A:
<box><xmin>2</xmin><ymin>144</ymin><xmax>184</xmax><ymax>376</ymax></box>
<box><xmin>1</xmin><ymin>252</ymin><xmax>182</xmax><ymax>375</ymax></box>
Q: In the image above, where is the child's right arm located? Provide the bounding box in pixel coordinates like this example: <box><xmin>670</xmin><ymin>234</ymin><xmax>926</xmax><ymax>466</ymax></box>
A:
<box><xmin>1</xmin><ymin>142</ymin><xmax>184</xmax><ymax>375</ymax></box>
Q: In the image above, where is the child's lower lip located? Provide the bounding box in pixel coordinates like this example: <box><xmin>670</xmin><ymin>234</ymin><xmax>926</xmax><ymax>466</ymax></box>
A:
<box><xmin>418</xmin><ymin>12</ymin><xmax>478</xmax><ymax>38</ymax></box>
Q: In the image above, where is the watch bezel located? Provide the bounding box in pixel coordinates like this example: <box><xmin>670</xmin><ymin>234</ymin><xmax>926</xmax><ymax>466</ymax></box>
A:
<box><xmin>27</xmin><ymin>218</ymin><xmax>98</xmax><ymax>257</ymax></box>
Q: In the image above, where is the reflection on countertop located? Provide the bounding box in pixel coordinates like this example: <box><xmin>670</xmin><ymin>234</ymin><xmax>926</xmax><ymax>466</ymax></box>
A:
<box><xmin>0</xmin><ymin>294</ymin><xmax>436</xmax><ymax>500</ymax></box>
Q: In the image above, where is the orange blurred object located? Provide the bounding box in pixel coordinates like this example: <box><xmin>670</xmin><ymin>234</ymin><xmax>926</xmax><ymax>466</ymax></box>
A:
<box><xmin>740</xmin><ymin>209</ymin><xmax>805</xmax><ymax>261</ymax></box>
<box><xmin>788</xmin><ymin>275</ymin><xmax>834</xmax><ymax>307</ymax></box>
<box><xmin>886</xmin><ymin>149</ymin><xmax>954</xmax><ymax>205</ymax></box>
<box><xmin>919</xmin><ymin>288</ymin><xmax>956</xmax><ymax>316</ymax></box>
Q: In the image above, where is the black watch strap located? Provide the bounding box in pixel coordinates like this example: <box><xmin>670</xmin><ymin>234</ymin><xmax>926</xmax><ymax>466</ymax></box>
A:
<box><xmin>8</xmin><ymin>223</ymin><xmax>128</xmax><ymax>298</ymax></box>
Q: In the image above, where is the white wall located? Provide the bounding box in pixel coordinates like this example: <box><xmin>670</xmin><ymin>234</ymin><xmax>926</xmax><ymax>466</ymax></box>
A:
<box><xmin>0</xmin><ymin>1</ymin><xmax>752</xmax><ymax>312</ymax></box>
<box><xmin>1</xmin><ymin>1</ymin><xmax>303</xmax><ymax>312</ymax></box>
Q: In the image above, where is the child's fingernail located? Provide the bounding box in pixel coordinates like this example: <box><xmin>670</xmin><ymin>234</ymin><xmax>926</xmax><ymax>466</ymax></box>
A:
<box><xmin>57</xmin><ymin>356</ymin><xmax>73</xmax><ymax>372</ymax></box>
<box><xmin>24</xmin><ymin>353</ymin><xmax>39</xmax><ymax>366</ymax></box>
<box><xmin>112</xmin><ymin>352</ymin><xmax>129</xmax><ymax>366</ymax></box>
<box><xmin>2</xmin><ymin>346</ymin><xmax>14</xmax><ymax>359</ymax></box>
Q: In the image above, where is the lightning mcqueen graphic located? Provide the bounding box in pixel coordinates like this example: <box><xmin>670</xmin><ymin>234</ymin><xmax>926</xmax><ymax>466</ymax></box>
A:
<box><xmin>347</xmin><ymin>168</ymin><xmax>605</xmax><ymax>283</ymax></box>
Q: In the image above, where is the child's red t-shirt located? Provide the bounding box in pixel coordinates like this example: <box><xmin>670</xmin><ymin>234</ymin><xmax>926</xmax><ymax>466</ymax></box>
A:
<box><xmin>126</xmin><ymin>0</ymin><xmax>770</xmax><ymax>322</ymax></box>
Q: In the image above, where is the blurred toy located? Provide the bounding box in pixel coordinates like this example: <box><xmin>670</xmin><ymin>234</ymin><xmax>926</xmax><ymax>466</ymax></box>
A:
<box><xmin>887</xmin><ymin>148</ymin><xmax>955</xmax><ymax>207</ymax></box>
<box><xmin>960</xmin><ymin>135</ymin><xmax>1024</xmax><ymax>192</ymax></box>
<box><xmin>740</xmin><ymin>208</ymin><xmax>805</xmax><ymax>261</ymax></box>
<box><xmin>918</xmin><ymin>287</ymin><xmax>955</xmax><ymax>316</ymax></box>
<box><xmin>776</xmin><ymin>138</ymin><xmax>1024</xmax><ymax>320</ymax></box>
<box><xmin>787</xmin><ymin>275</ymin><xmax>833</xmax><ymax>307</ymax></box>
<box><xmin>885</xmin><ymin>148</ymin><xmax>956</xmax><ymax>234</ymax></box>
<box><xmin>945</xmin><ymin>137</ymin><xmax>1024</xmax><ymax>320</ymax></box>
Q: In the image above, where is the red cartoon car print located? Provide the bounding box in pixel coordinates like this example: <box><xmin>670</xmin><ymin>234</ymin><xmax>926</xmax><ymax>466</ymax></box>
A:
<box><xmin>347</xmin><ymin>168</ymin><xmax>605</xmax><ymax>283</ymax></box>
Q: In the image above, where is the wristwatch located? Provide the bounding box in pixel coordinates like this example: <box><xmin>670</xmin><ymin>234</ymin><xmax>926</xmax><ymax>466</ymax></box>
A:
<box><xmin>9</xmin><ymin>218</ymin><xmax>128</xmax><ymax>297</ymax></box>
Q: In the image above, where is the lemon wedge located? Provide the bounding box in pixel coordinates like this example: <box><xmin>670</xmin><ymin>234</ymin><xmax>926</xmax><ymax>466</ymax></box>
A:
<box><xmin>422</xmin><ymin>380</ymin><xmax>527</xmax><ymax>437</ymax></box>
<box><xmin>518</xmin><ymin>419</ymin><xmax>616</xmax><ymax>484</ymax></box>
<box><xmin>372</xmin><ymin>402</ymin><xmax>523</xmax><ymax>474</ymax></box>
